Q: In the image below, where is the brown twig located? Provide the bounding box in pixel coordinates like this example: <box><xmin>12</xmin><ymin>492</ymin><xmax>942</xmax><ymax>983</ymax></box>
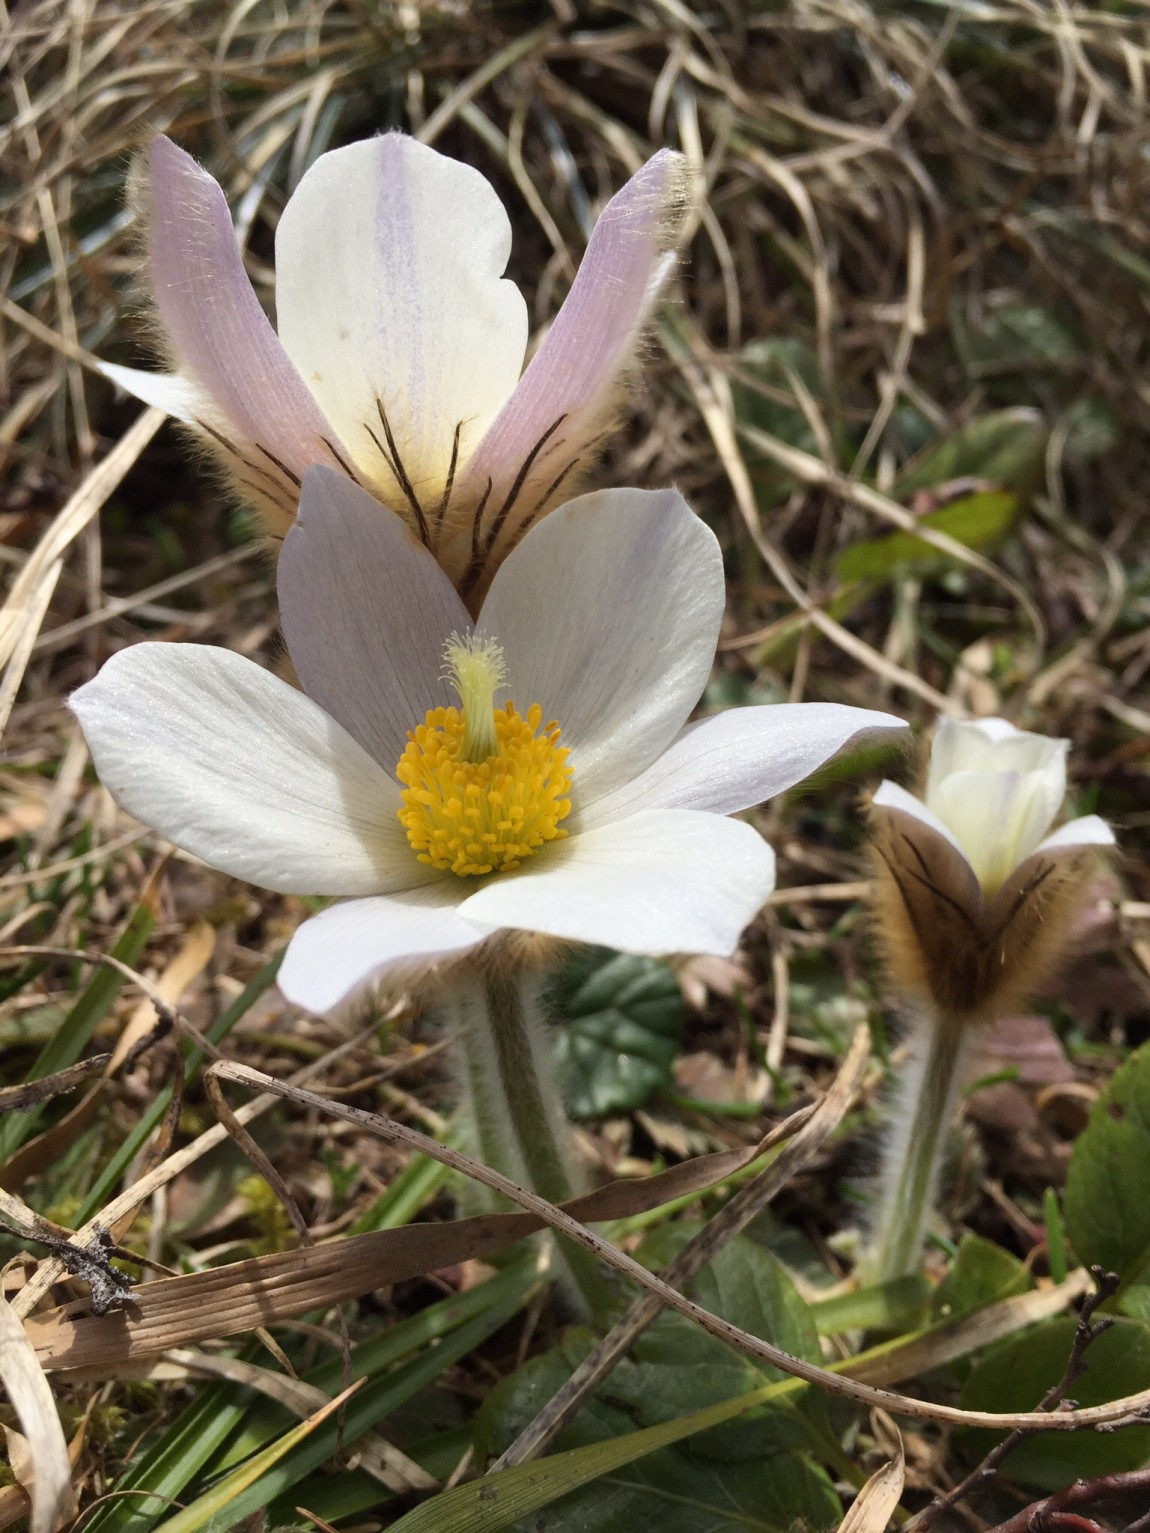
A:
<box><xmin>908</xmin><ymin>1270</ymin><xmax>1122</xmax><ymax>1531</ymax></box>
<box><xmin>984</xmin><ymin>1467</ymin><xmax>1150</xmax><ymax>1533</ymax></box>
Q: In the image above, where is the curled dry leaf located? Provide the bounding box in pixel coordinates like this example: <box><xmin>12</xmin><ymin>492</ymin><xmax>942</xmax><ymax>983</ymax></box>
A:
<box><xmin>0</xmin><ymin>1297</ymin><xmax>77</xmax><ymax>1533</ymax></box>
<box><xmin>836</xmin><ymin>1429</ymin><xmax>905</xmax><ymax>1532</ymax></box>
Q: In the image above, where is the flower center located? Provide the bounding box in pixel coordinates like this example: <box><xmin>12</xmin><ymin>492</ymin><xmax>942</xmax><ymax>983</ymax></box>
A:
<box><xmin>395</xmin><ymin>634</ymin><xmax>573</xmax><ymax>878</ymax></box>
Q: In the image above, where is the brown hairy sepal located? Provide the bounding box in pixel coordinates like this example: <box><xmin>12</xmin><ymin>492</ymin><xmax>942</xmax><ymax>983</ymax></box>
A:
<box><xmin>867</xmin><ymin>801</ymin><xmax>1103</xmax><ymax>1026</ymax></box>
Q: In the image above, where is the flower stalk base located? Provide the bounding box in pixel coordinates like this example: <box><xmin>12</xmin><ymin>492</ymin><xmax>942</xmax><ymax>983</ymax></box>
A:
<box><xmin>449</xmin><ymin>964</ymin><xmax>604</xmax><ymax>1314</ymax></box>
<box><xmin>871</xmin><ymin>1008</ymin><xmax>974</xmax><ymax>1283</ymax></box>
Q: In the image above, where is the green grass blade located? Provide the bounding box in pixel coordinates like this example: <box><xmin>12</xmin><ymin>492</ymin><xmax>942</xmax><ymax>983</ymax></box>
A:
<box><xmin>0</xmin><ymin>898</ymin><xmax>155</xmax><ymax>1163</ymax></box>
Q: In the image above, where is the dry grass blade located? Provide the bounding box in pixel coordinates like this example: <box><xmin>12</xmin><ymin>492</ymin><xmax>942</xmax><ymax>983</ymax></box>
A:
<box><xmin>25</xmin><ymin>1102</ymin><xmax>813</xmax><ymax>1370</ymax></box>
<box><xmin>0</xmin><ymin>1055</ymin><xmax>109</xmax><ymax>1113</ymax></box>
<box><xmin>203</xmin><ymin>1063</ymin><xmax>1150</xmax><ymax>1435</ymax></box>
<box><xmin>0</xmin><ymin>408</ymin><xmax>163</xmax><ymax>673</ymax></box>
<box><xmin>836</xmin><ymin>1430</ymin><xmax>905</xmax><ymax>1532</ymax></box>
<box><xmin>846</xmin><ymin>1271</ymin><xmax>1093</xmax><ymax>1389</ymax></box>
<box><xmin>0</xmin><ymin>1296</ymin><xmax>77</xmax><ymax>1533</ymax></box>
<box><xmin>491</xmin><ymin>1024</ymin><xmax>871</xmax><ymax>1469</ymax></box>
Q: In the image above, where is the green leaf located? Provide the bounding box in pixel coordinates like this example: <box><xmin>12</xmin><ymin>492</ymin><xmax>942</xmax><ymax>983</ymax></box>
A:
<box><xmin>150</xmin><ymin>1382</ymin><xmax>357</xmax><ymax>1533</ymax></box>
<box><xmin>550</xmin><ymin>947</ymin><xmax>684</xmax><ymax>1118</ymax></box>
<box><xmin>811</xmin><ymin>1275</ymin><xmax>931</xmax><ymax>1335</ymax></box>
<box><xmin>496</xmin><ymin>1448</ymin><xmax>841</xmax><ymax>1533</ymax></box>
<box><xmin>1064</xmin><ymin>1040</ymin><xmax>1150</xmax><ymax>1290</ymax></box>
<box><xmin>834</xmin><ymin>491</ymin><xmax>1017</xmax><ymax>585</ymax></box>
<box><xmin>957</xmin><ymin>1315</ymin><xmax>1150</xmax><ymax>1490</ymax></box>
<box><xmin>959</xmin><ymin>303</ymin><xmax>1081</xmax><ymax>370</ymax></box>
<box><xmin>469</xmin><ymin>1232</ymin><xmax>841</xmax><ymax>1532</ymax></box>
<box><xmin>932</xmin><ymin>1235</ymin><xmax>1032</xmax><ymax>1322</ymax></box>
<box><xmin>0</xmin><ymin>896</ymin><xmax>155</xmax><ymax>1164</ymax></box>
<box><xmin>893</xmin><ymin>407</ymin><xmax>1047</xmax><ymax>498</ymax></box>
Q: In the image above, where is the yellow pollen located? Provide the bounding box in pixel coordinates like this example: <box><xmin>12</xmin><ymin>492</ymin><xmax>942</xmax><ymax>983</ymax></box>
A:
<box><xmin>396</xmin><ymin>702</ymin><xmax>573</xmax><ymax>877</ymax></box>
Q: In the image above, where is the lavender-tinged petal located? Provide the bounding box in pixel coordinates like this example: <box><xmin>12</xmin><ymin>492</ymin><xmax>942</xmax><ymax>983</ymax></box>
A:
<box><xmin>278</xmin><ymin>888</ymin><xmax>490</xmax><ymax>1013</ymax></box>
<box><xmin>457</xmin><ymin>150</ymin><xmax>687</xmax><ymax>557</ymax></box>
<box><xmin>145</xmin><ymin>134</ymin><xmax>347</xmax><ymax>484</ymax></box>
<box><xmin>280</xmin><ymin>468</ymin><xmax>471</xmax><ymax>771</ymax></box>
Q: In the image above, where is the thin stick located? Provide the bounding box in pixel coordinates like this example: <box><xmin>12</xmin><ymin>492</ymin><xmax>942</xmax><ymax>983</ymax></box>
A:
<box><xmin>209</xmin><ymin>1059</ymin><xmax>1150</xmax><ymax>1436</ymax></box>
<box><xmin>491</xmin><ymin>1025</ymin><xmax>870</xmax><ymax>1468</ymax></box>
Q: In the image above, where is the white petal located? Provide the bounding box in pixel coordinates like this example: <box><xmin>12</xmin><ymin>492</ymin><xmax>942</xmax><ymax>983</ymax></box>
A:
<box><xmin>99</xmin><ymin>363</ymin><xmax>207</xmax><ymax>423</ymax></box>
<box><xmin>930</xmin><ymin>769</ymin><xmax>1062</xmax><ymax>892</ymax></box>
<box><xmin>278</xmin><ymin>887</ymin><xmax>489</xmax><ymax>1013</ymax></box>
<box><xmin>478</xmin><ymin>487</ymin><xmax>723</xmax><ymax>806</ymax></box>
<box><xmin>871</xmin><ymin>779</ymin><xmax>970</xmax><ymax>862</ymax></box>
<box><xmin>459</xmin><ymin>809</ymin><xmax>775</xmax><ymax>956</ymax></box>
<box><xmin>926</xmin><ymin>717</ymin><xmax>1067</xmax><ymax>804</ymax></box>
<box><xmin>578</xmin><ymin>702</ymin><xmax>908</xmax><ymax>829</ymax></box>
<box><xmin>280</xmin><ymin>468</ymin><xmax>470</xmax><ymax>770</ymax></box>
<box><xmin>70</xmin><ymin>643</ymin><xmax>421</xmax><ymax>895</ymax></box>
<box><xmin>275</xmin><ymin>134</ymin><xmax>528</xmax><ymax>507</ymax></box>
<box><xmin>1037</xmin><ymin>815</ymin><xmax>1116</xmax><ymax>852</ymax></box>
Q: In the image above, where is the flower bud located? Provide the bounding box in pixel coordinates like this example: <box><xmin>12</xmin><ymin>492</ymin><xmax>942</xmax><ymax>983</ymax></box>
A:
<box><xmin>868</xmin><ymin>718</ymin><xmax>1113</xmax><ymax>1022</ymax></box>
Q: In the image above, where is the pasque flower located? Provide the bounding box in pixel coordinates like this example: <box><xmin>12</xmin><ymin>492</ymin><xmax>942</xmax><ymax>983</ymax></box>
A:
<box><xmin>103</xmin><ymin>133</ymin><xmax>688</xmax><ymax>604</ymax></box>
<box><xmin>867</xmin><ymin>716</ymin><xmax>1114</xmax><ymax>1281</ymax></box>
<box><xmin>73</xmin><ymin>469</ymin><xmax>905</xmax><ymax>1015</ymax></box>
<box><xmin>868</xmin><ymin>716</ymin><xmax>1113</xmax><ymax>1020</ymax></box>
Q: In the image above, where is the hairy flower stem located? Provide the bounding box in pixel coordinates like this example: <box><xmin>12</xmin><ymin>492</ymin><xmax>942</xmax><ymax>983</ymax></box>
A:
<box><xmin>451</xmin><ymin>965</ymin><xmax>604</xmax><ymax>1315</ymax></box>
<box><xmin>872</xmin><ymin>1009</ymin><xmax>974</xmax><ymax>1282</ymax></box>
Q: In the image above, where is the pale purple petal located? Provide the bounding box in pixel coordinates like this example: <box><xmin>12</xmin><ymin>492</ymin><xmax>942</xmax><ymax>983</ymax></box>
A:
<box><xmin>458</xmin><ymin>151</ymin><xmax>687</xmax><ymax>559</ymax></box>
<box><xmin>145</xmin><ymin>135</ymin><xmax>346</xmax><ymax>486</ymax></box>
<box><xmin>478</xmin><ymin>487</ymin><xmax>723</xmax><ymax>807</ymax></box>
<box><xmin>278</xmin><ymin>887</ymin><xmax>490</xmax><ymax>1013</ymax></box>
<box><xmin>1037</xmin><ymin>815</ymin><xmax>1115</xmax><ymax>852</ymax></box>
<box><xmin>577</xmin><ymin>702</ymin><xmax>908</xmax><ymax>829</ymax></box>
<box><xmin>280</xmin><ymin>468</ymin><xmax>471</xmax><ymax>771</ymax></box>
<box><xmin>70</xmin><ymin>642</ymin><xmax>420</xmax><ymax>896</ymax></box>
<box><xmin>274</xmin><ymin>134</ymin><xmax>527</xmax><ymax>506</ymax></box>
<box><xmin>459</xmin><ymin>809</ymin><xmax>775</xmax><ymax>957</ymax></box>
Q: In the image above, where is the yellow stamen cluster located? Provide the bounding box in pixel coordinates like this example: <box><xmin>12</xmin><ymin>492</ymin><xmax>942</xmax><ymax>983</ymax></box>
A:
<box><xmin>397</xmin><ymin>702</ymin><xmax>573</xmax><ymax>876</ymax></box>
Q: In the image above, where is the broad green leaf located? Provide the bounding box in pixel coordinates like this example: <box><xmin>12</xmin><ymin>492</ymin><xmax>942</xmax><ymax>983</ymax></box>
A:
<box><xmin>396</xmin><ymin>1363</ymin><xmax>835</xmax><ymax>1533</ymax></box>
<box><xmin>958</xmin><ymin>1315</ymin><xmax>1150</xmax><ymax>1490</ymax></box>
<box><xmin>893</xmin><ymin>407</ymin><xmax>1046</xmax><ymax>497</ymax></box>
<box><xmin>932</xmin><ymin>1235</ymin><xmax>1031</xmax><ymax>1322</ymax></box>
<box><xmin>834</xmin><ymin>491</ymin><xmax>1016</xmax><ymax>585</ymax></box>
<box><xmin>550</xmin><ymin>947</ymin><xmax>684</xmax><ymax>1118</ymax></box>
<box><xmin>959</xmin><ymin>303</ymin><xmax>1080</xmax><ymax>370</ymax></box>
<box><xmin>624</xmin><ymin>1228</ymin><xmax>830</xmax><ymax>1461</ymax></box>
<box><xmin>478</xmin><ymin>1330</ymin><xmax>839</xmax><ymax>1533</ymax></box>
<box><xmin>1064</xmin><ymin>1040</ymin><xmax>1150</xmax><ymax>1291</ymax></box>
<box><xmin>496</xmin><ymin>1448</ymin><xmax>841</xmax><ymax>1533</ymax></box>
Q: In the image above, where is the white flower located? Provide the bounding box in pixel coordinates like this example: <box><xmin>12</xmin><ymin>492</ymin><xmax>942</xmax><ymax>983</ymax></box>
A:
<box><xmin>103</xmin><ymin>133</ymin><xmax>688</xmax><ymax>604</ymax></box>
<box><xmin>72</xmin><ymin>471</ymin><xmax>906</xmax><ymax>1014</ymax></box>
<box><xmin>873</xmin><ymin>717</ymin><xmax>1112</xmax><ymax>897</ymax></box>
<box><xmin>868</xmin><ymin>717</ymin><xmax>1113</xmax><ymax>1020</ymax></box>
